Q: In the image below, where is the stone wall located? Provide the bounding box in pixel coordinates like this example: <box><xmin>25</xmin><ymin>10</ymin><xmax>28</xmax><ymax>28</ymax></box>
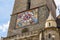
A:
<box><xmin>8</xmin><ymin>5</ymin><xmax>49</xmax><ymax>37</ymax></box>
<box><xmin>3</xmin><ymin>28</ymin><xmax>60</xmax><ymax>40</ymax></box>
<box><xmin>12</xmin><ymin>0</ymin><xmax>46</xmax><ymax>14</ymax></box>
<box><xmin>44</xmin><ymin>28</ymin><xmax>60</xmax><ymax>40</ymax></box>
<box><xmin>3</xmin><ymin>30</ymin><xmax>39</xmax><ymax>40</ymax></box>
<box><xmin>7</xmin><ymin>0</ymin><xmax>56</xmax><ymax>37</ymax></box>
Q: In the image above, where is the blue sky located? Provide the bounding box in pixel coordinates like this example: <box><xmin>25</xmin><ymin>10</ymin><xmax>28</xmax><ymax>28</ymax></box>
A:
<box><xmin>0</xmin><ymin>0</ymin><xmax>60</xmax><ymax>37</ymax></box>
<box><xmin>0</xmin><ymin>0</ymin><xmax>15</xmax><ymax>37</ymax></box>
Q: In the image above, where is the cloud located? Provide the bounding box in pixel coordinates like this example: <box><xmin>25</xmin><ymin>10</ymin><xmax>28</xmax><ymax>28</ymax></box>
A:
<box><xmin>0</xmin><ymin>21</ymin><xmax>10</xmax><ymax>37</ymax></box>
<box><xmin>54</xmin><ymin>0</ymin><xmax>60</xmax><ymax>16</ymax></box>
<box><xmin>0</xmin><ymin>21</ymin><xmax>9</xmax><ymax>32</ymax></box>
<box><xmin>54</xmin><ymin>0</ymin><xmax>60</xmax><ymax>6</ymax></box>
<box><xmin>0</xmin><ymin>0</ymin><xmax>15</xmax><ymax>37</ymax></box>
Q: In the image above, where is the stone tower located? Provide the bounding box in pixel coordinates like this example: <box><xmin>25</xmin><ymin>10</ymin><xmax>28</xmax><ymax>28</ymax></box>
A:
<box><xmin>3</xmin><ymin>0</ymin><xmax>58</xmax><ymax>40</ymax></box>
<box><xmin>44</xmin><ymin>11</ymin><xmax>60</xmax><ymax>40</ymax></box>
<box><xmin>45</xmin><ymin>11</ymin><xmax>57</xmax><ymax>28</ymax></box>
<box><xmin>8</xmin><ymin>0</ymin><xmax>56</xmax><ymax>36</ymax></box>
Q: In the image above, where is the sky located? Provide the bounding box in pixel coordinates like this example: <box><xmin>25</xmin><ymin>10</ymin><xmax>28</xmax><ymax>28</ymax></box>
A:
<box><xmin>55</xmin><ymin>0</ymin><xmax>60</xmax><ymax>16</ymax></box>
<box><xmin>0</xmin><ymin>0</ymin><xmax>15</xmax><ymax>37</ymax></box>
<box><xmin>0</xmin><ymin>0</ymin><xmax>60</xmax><ymax>37</ymax></box>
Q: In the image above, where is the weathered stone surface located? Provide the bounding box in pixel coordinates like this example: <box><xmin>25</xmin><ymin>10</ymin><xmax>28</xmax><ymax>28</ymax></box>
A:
<box><xmin>3</xmin><ymin>0</ymin><xmax>60</xmax><ymax>40</ymax></box>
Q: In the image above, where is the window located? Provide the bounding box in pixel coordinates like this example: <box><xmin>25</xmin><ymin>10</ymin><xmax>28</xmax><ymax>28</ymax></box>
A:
<box><xmin>48</xmin><ymin>34</ymin><xmax>51</xmax><ymax>39</ymax></box>
<box><xmin>49</xmin><ymin>23</ymin><xmax>51</xmax><ymax>26</ymax></box>
<box><xmin>27</xmin><ymin>0</ymin><xmax>31</xmax><ymax>9</ymax></box>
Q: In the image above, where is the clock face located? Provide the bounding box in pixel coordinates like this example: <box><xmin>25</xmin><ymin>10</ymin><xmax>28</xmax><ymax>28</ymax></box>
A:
<box><xmin>16</xmin><ymin>8</ymin><xmax>38</xmax><ymax>28</ymax></box>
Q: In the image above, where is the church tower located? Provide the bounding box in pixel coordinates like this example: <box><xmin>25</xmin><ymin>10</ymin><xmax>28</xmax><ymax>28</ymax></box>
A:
<box><xmin>45</xmin><ymin>11</ymin><xmax>57</xmax><ymax>28</ymax></box>
<box><xmin>3</xmin><ymin>0</ymin><xmax>58</xmax><ymax>40</ymax></box>
<box><xmin>8</xmin><ymin>0</ymin><xmax>56</xmax><ymax>36</ymax></box>
<box><xmin>43</xmin><ymin>11</ymin><xmax>60</xmax><ymax>40</ymax></box>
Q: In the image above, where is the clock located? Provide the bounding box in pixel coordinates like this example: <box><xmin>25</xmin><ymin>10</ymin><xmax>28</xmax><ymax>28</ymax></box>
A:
<box><xmin>16</xmin><ymin>8</ymin><xmax>38</xmax><ymax>28</ymax></box>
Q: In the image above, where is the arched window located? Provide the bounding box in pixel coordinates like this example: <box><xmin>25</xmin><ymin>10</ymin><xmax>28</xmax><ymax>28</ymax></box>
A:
<box><xmin>48</xmin><ymin>34</ymin><xmax>51</xmax><ymax>39</ymax></box>
<box><xmin>49</xmin><ymin>23</ymin><xmax>51</xmax><ymax>26</ymax></box>
<box><xmin>27</xmin><ymin>0</ymin><xmax>31</xmax><ymax>9</ymax></box>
